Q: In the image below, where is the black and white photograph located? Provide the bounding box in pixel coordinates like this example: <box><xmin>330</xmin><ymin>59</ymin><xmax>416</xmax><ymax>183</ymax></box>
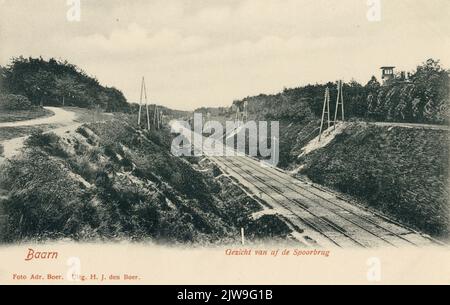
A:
<box><xmin>0</xmin><ymin>0</ymin><xmax>449</xmax><ymax>286</ymax></box>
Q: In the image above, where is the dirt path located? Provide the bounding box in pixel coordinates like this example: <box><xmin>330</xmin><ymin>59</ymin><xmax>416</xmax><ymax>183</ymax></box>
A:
<box><xmin>373</xmin><ymin>121</ymin><xmax>449</xmax><ymax>131</ymax></box>
<box><xmin>0</xmin><ymin>107</ymin><xmax>80</xmax><ymax>161</ymax></box>
<box><xmin>0</xmin><ymin>107</ymin><xmax>77</xmax><ymax>128</ymax></box>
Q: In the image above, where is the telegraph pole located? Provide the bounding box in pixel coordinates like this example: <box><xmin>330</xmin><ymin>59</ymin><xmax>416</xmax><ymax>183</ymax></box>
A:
<box><xmin>235</xmin><ymin>106</ymin><xmax>240</xmax><ymax>126</ymax></box>
<box><xmin>144</xmin><ymin>80</ymin><xmax>150</xmax><ymax>130</ymax></box>
<box><xmin>334</xmin><ymin>80</ymin><xmax>345</xmax><ymax>130</ymax></box>
<box><xmin>138</xmin><ymin>77</ymin><xmax>151</xmax><ymax>130</ymax></box>
<box><xmin>159</xmin><ymin>110</ymin><xmax>164</xmax><ymax>128</ymax></box>
<box><xmin>318</xmin><ymin>87</ymin><xmax>331</xmax><ymax>142</ymax></box>
<box><xmin>138</xmin><ymin>77</ymin><xmax>144</xmax><ymax>126</ymax></box>
<box><xmin>153</xmin><ymin>105</ymin><xmax>159</xmax><ymax>130</ymax></box>
<box><xmin>243</xmin><ymin>101</ymin><xmax>248</xmax><ymax>123</ymax></box>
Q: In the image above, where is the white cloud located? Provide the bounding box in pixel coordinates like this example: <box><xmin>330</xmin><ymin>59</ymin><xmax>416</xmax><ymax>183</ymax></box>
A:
<box><xmin>1</xmin><ymin>0</ymin><xmax>449</xmax><ymax>110</ymax></box>
<box><xmin>69</xmin><ymin>24</ymin><xmax>208</xmax><ymax>56</ymax></box>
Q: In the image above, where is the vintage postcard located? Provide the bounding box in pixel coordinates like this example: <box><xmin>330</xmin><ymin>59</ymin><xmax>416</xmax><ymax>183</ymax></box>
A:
<box><xmin>0</xmin><ymin>0</ymin><xmax>449</xmax><ymax>288</ymax></box>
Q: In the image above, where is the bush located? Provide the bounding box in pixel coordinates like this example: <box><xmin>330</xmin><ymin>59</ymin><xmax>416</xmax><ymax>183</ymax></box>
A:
<box><xmin>24</xmin><ymin>130</ymin><xmax>68</xmax><ymax>158</ymax></box>
<box><xmin>0</xmin><ymin>94</ymin><xmax>32</xmax><ymax>110</ymax></box>
<box><xmin>246</xmin><ymin>215</ymin><xmax>292</xmax><ymax>239</ymax></box>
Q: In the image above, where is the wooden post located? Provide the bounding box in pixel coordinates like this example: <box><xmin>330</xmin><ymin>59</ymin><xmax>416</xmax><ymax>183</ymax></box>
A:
<box><xmin>138</xmin><ymin>77</ymin><xmax>144</xmax><ymax>127</ymax></box>
<box><xmin>272</xmin><ymin>136</ymin><xmax>278</xmax><ymax>165</ymax></box>
<box><xmin>143</xmin><ymin>79</ymin><xmax>150</xmax><ymax>131</ymax></box>
<box><xmin>146</xmin><ymin>104</ymin><xmax>150</xmax><ymax>130</ymax></box>
<box><xmin>153</xmin><ymin>105</ymin><xmax>158</xmax><ymax>129</ymax></box>
<box><xmin>327</xmin><ymin>89</ymin><xmax>331</xmax><ymax>129</ymax></box>
<box><xmin>243</xmin><ymin>101</ymin><xmax>248</xmax><ymax>123</ymax></box>
<box><xmin>319</xmin><ymin>87</ymin><xmax>330</xmax><ymax>142</ymax></box>
<box><xmin>334</xmin><ymin>80</ymin><xmax>345</xmax><ymax>130</ymax></box>
<box><xmin>341</xmin><ymin>81</ymin><xmax>345</xmax><ymax>121</ymax></box>
<box><xmin>235</xmin><ymin>106</ymin><xmax>241</xmax><ymax>127</ymax></box>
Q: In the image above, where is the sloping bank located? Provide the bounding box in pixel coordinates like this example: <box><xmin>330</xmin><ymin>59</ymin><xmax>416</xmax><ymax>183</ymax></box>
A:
<box><xmin>294</xmin><ymin>122</ymin><xmax>449</xmax><ymax>239</ymax></box>
<box><xmin>0</xmin><ymin>116</ymin><xmax>291</xmax><ymax>244</ymax></box>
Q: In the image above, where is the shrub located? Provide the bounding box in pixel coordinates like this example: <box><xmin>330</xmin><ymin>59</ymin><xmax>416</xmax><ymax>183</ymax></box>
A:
<box><xmin>246</xmin><ymin>215</ymin><xmax>292</xmax><ymax>239</ymax></box>
<box><xmin>0</xmin><ymin>94</ymin><xmax>32</xmax><ymax>110</ymax></box>
<box><xmin>24</xmin><ymin>130</ymin><xmax>68</xmax><ymax>158</ymax></box>
<box><xmin>67</xmin><ymin>155</ymin><xmax>97</xmax><ymax>183</ymax></box>
<box><xmin>75</xmin><ymin>127</ymin><xmax>91</xmax><ymax>139</ymax></box>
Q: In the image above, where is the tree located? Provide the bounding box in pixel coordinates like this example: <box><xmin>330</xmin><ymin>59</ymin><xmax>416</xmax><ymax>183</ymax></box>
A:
<box><xmin>365</xmin><ymin>59</ymin><xmax>449</xmax><ymax>123</ymax></box>
<box><xmin>410</xmin><ymin>59</ymin><xmax>449</xmax><ymax>123</ymax></box>
<box><xmin>0</xmin><ymin>65</ymin><xmax>5</xmax><ymax>93</ymax></box>
<box><xmin>2</xmin><ymin>57</ymin><xmax>130</xmax><ymax>110</ymax></box>
<box><xmin>366</xmin><ymin>76</ymin><xmax>381</xmax><ymax>91</ymax></box>
<box><xmin>54</xmin><ymin>76</ymin><xmax>73</xmax><ymax>106</ymax></box>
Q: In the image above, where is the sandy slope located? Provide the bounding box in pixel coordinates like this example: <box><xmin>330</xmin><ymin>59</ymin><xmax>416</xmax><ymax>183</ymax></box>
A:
<box><xmin>373</xmin><ymin>121</ymin><xmax>450</xmax><ymax>131</ymax></box>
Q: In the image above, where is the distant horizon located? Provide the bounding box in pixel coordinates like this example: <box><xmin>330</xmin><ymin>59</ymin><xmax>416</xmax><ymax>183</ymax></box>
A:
<box><xmin>0</xmin><ymin>55</ymin><xmax>444</xmax><ymax>111</ymax></box>
<box><xmin>1</xmin><ymin>1</ymin><xmax>449</xmax><ymax>111</ymax></box>
<box><xmin>2</xmin><ymin>54</ymin><xmax>444</xmax><ymax>112</ymax></box>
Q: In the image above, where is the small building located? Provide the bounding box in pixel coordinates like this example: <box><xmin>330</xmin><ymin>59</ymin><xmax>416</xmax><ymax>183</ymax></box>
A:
<box><xmin>380</xmin><ymin>66</ymin><xmax>395</xmax><ymax>85</ymax></box>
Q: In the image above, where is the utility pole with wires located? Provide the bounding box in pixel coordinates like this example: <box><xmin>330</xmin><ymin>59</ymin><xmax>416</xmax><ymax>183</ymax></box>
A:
<box><xmin>146</xmin><ymin>102</ymin><xmax>151</xmax><ymax>131</ymax></box>
<box><xmin>159</xmin><ymin>110</ymin><xmax>164</xmax><ymax>128</ymax></box>
<box><xmin>153</xmin><ymin>105</ymin><xmax>162</xmax><ymax>130</ymax></box>
<box><xmin>318</xmin><ymin>87</ymin><xmax>331</xmax><ymax>142</ymax></box>
<box><xmin>137</xmin><ymin>77</ymin><xmax>151</xmax><ymax>130</ymax></box>
<box><xmin>235</xmin><ymin>106</ymin><xmax>241</xmax><ymax>126</ymax></box>
<box><xmin>333</xmin><ymin>80</ymin><xmax>345</xmax><ymax>130</ymax></box>
<box><xmin>138</xmin><ymin>77</ymin><xmax>144</xmax><ymax>126</ymax></box>
<box><xmin>157</xmin><ymin>107</ymin><xmax>160</xmax><ymax>129</ymax></box>
<box><xmin>242</xmin><ymin>101</ymin><xmax>249</xmax><ymax>123</ymax></box>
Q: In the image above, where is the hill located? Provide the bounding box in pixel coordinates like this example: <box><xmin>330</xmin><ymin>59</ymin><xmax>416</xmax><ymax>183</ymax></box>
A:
<box><xmin>0</xmin><ymin>57</ymin><xmax>128</xmax><ymax>112</ymax></box>
<box><xmin>297</xmin><ymin>122</ymin><xmax>449</xmax><ymax>239</ymax></box>
<box><xmin>0</xmin><ymin>116</ymin><xmax>292</xmax><ymax>243</ymax></box>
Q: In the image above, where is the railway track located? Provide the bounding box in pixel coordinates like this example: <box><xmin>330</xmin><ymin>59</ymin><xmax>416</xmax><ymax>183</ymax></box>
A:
<box><xmin>210</xmin><ymin>155</ymin><xmax>439</xmax><ymax>248</ymax></box>
<box><xmin>171</xmin><ymin>122</ymin><xmax>441</xmax><ymax>248</ymax></box>
<box><xmin>213</xmin><ymin>156</ymin><xmax>365</xmax><ymax>247</ymax></box>
<box><xmin>228</xmin><ymin>157</ymin><xmax>426</xmax><ymax>246</ymax></box>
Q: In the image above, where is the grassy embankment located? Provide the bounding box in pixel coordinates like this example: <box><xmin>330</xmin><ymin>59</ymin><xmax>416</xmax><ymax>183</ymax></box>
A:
<box><xmin>296</xmin><ymin>123</ymin><xmax>449</xmax><ymax>239</ymax></box>
<box><xmin>0</xmin><ymin>115</ymin><xmax>291</xmax><ymax>244</ymax></box>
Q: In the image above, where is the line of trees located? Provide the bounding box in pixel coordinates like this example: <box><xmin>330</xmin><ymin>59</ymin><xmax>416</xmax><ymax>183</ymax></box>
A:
<box><xmin>368</xmin><ymin>59</ymin><xmax>449</xmax><ymax>123</ymax></box>
<box><xmin>0</xmin><ymin>57</ymin><xmax>129</xmax><ymax>112</ymax></box>
<box><xmin>234</xmin><ymin>59</ymin><xmax>450</xmax><ymax>124</ymax></box>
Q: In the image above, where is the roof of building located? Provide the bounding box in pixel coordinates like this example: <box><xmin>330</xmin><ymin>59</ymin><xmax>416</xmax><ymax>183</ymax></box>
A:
<box><xmin>380</xmin><ymin>66</ymin><xmax>396</xmax><ymax>69</ymax></box>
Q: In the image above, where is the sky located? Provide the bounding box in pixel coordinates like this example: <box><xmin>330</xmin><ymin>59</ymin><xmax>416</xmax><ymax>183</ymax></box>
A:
<box><xmin>1</xmin><ymin>0</ymin><xmax>449</xmax><ymax>110</ymax></box>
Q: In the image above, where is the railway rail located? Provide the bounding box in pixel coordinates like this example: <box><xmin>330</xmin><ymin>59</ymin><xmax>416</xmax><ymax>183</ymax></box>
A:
<box><xmin>211</xmin><ymin>155</ymin><xmax>439</xmax><ymax>248</ymax></box>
